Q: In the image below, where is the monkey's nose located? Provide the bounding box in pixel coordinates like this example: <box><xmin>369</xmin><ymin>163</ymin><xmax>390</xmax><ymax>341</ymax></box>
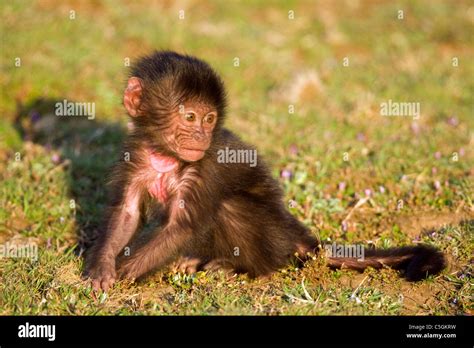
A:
<box><xmin>192</xmin><ymin>131</ymin><xmax>206</xmax><ymax>141</ymax></box>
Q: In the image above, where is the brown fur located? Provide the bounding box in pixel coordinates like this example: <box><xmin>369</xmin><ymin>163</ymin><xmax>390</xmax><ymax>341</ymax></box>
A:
<box><xmin>84</xmin><ymin>51</ymin><xmax>446</xmax><ymax>291</ymax></box>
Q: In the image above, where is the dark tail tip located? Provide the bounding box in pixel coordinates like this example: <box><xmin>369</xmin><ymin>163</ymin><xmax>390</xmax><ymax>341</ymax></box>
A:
<box><xmin>403</xmin><ymin>245</ymin><xmax>446</xmax><ymax>281</ymax></box>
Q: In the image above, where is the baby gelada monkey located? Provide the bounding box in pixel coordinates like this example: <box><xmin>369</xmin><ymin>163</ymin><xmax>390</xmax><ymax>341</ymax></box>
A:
<box><xmin>85</xmin><ymin>51</ymin><xmax>445</xmax><ymax>291</ymax></box>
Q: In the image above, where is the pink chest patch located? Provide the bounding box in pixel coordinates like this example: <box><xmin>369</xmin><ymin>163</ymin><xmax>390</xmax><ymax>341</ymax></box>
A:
<box><xmin>147</xmin><ymin>150</ymin><xmax>178</xmax><ymax>202</ymax></box>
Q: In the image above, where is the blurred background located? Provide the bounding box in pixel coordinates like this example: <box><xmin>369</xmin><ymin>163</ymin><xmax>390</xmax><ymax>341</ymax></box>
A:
<box><xmin>0</xmin><ymin>0</ymin><xmax>472</xmax><ymax>315</ymax></box>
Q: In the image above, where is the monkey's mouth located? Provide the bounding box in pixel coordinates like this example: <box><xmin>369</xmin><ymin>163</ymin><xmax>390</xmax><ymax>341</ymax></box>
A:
<box><xmin>179</xmin><ymin>147</ymin><xmax>207</xmax><ymax>161</ymax></box>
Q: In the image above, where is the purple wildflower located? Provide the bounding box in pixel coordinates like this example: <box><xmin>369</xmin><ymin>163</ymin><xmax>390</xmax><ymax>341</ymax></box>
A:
<box><xmin>30</xmin><ymin>110</ymin><xmax>41</xmax><ymax>123</ymax></box>
<box><xmin>51</xmin><ymin>153</ymin><xmax>61</xmax><ymax>164</ymax></box>
<box><xmin>281</xmin><ymin>169</ymin><xmax>292</xmax><ymax>179</ymax></box>
<box><xmin>289</xmin><ymin>144</ymin><xmax>298</xmax><ymax>156</ymax></box>
<box><xmin>410</xmin><ymin>122</ymin><xmax>420</xmax><ymax>135</ymax></box>
<box><xmin>447</xmin><ymin>116</ymin><xmax>458</xmax><ymax>127</ymax></box>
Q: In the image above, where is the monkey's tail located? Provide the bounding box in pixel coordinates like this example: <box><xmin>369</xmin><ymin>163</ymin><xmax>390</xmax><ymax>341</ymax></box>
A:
<box><xmin>326</xmin><ymin>244</ymin><xmax>446</xmax><ymax>281</ymax></box>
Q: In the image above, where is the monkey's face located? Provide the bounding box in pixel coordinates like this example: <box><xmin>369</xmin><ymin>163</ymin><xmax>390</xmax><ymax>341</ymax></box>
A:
<box><xmin>163</xmin><ymin>101</ymin><xmax>217</xmax><ymax>162</ymax></box>
<box><xmin>124</xmin><ymin>76</ymin><xmax>221</xmax><ymax>162</ymax></box>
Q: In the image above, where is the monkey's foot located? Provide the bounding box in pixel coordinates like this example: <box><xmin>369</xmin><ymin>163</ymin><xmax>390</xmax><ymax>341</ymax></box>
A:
<box><xmin>86</xmin><ymin>261</ymin><xmax>117</xmax><ymax>291</ymax></box>
<box><xmin>202</xmin><ymin>259</ymin><xmax>234</xmax><ymax>274</ymax></box>
<box><xmin>117</xmin><ymin>257</ymin><xmax>145</xmax><ymax>281</ymax></box>
<box><xmin>172</xmin><ymin>256</ymin><xmax>202</xmax><ymax>274</ymax></box>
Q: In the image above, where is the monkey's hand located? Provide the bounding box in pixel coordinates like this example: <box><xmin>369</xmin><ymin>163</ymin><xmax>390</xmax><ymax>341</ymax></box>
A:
<box><xmin>86</xmin><ymin>260</ymin><xmax>117</xmax><ymax>291</ymax></box>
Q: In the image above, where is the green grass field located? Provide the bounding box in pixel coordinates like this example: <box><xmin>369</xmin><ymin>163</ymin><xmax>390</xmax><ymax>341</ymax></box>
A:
<box><xmin>0</xmin><ymin>0</ymin><xmax>472</xmax><ymax>315</ymax></box>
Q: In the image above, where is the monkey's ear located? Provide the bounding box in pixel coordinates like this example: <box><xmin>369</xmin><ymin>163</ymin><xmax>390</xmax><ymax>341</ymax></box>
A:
<box><xmin>124</xmin><ymin>77</ymin><xmax>143</xmax><ymax>117</ymax></box>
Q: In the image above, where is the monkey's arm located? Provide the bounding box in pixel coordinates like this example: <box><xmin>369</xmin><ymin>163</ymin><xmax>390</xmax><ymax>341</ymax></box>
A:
<box><xmin>117</xmin><ymin>183</ymin><xmax>213</xmax><ymax>280</ymax></box>
<box><xmin>86</xmin><ymin>186</ymin><xmax>141</xmax><ymax>290</ymax></box>
<box><xmin>117</xmin><ymin>220</ymin><xmax>191</xmax><ymax>280</ymax></box>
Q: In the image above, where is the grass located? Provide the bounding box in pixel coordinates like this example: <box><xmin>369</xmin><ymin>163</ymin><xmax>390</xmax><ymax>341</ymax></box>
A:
<box><xmin>0</xmin><ymin>0</ymin><xmax>473</xmax><ymax>315</ymax></box>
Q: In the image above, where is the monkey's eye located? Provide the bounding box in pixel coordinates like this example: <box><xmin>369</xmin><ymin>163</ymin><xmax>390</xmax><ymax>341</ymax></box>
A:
<box><xmin>204</xmin><ymin>113</ymin><xmax>216</xmax><ymax>124</ymax></box>
<box><xmin>184</xmin><ymin>112</ymin><xmax>196</xmax><ymax>122</ymax></box>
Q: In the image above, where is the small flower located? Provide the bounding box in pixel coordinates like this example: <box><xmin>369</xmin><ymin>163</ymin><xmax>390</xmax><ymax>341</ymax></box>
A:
<box><xmin>434</xmin><ymin>151</ymin><xmax>442</xmax><ymax>159</ymax></box>
<box><xmin>434</xmin><ymin>180</ymin><xmax>441</xmax><ymax>190</ymax></box>
<box><xmin>338</xmin><ymin>182</ymin><xmax>346</xmax><ymax>191</ymax></box>
<box><xmin>356</xmin><ymin>133</ymin><xmax>366</xmax><ymax>142</ymax></box>
<box><xmin>379</xmin><ymin>186</ymin><xmax>385</xmax><ymax>194</ymax></box>
<box><xmin>281</xmin><ymin>169</ymin><xmax>292</xmax><ymax>179</ymax></box>
<box><xmin>51</xmin><ymin>153</ymin><xmax>61</xmax><ymax>164</ymax></box>
<box><xmin>30</xmin><ymin>110</ymin><xmax>41</xmax><ymax>123</ymax></box>
<box><xmin>364</xmin><ymin>189</ymin><xmax>372</xmax><ymax>197</ymax></box>
<box><xmin>289</xmin><ymin>144</ymin><xmax>298</xmax><ymax>156</ymax></box>
<box><xmin>410</xmin><ymin>122</ymin><xmax>420</xmax><ymax>135</ymax></box>
<box><xmin>459</xmin><ymin>148</ymin><xmax>465</xmax><ymax>156</ymax></box>
<box><xmin>432</xmin><ymin>167</ymin><xmax>437</xmax><ymax>175</ymax></box>
<box><xmin>341</xmin><ymin>221</ymin><xmax>348</xmax><ymax>232</ymax></box>
<box><xmin>447</xmin><ymin>116</ymin><xmax>458</xmax><ymax>127</ymax></box>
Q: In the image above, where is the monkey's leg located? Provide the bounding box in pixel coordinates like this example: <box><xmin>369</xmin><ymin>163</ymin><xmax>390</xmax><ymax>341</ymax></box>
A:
<box><xmin>86</xmin><ymin>188</ymin><xmax>141</xmax><ymax>291</ymax></box>
<box><xmin>171</xmin><ymin>257</ymin><xmax>235</xmax><ymax>274</ymax></box>
<box><xmin>202</xmin><ymin>259</ymin><xmax>235</xmax><ymax>273</ymax></box>
<box><xmin>117</xmin><ymin>223</ymin><xmax>191</xmax><ymax>280</ymax></box>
